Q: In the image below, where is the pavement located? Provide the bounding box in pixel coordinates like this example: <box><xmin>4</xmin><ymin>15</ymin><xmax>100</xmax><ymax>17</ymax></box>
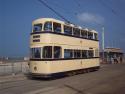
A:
<box><xmin>0</xmin><ymin>74</ymin><xmax>27</xmax><ymax>83</ymax></box>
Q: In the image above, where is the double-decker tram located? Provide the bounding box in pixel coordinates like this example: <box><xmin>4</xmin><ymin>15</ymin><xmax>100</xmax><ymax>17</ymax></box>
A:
<box><xmin>29</xmin><ymin>18</ymin><xmax>100</xmax><ymax>78</ymax></box>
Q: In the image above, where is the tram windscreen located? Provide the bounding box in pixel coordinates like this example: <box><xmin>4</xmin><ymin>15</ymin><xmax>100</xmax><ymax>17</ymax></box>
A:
<box><xmin>43</xmin><ymin>46</ymin><xmax>52</xmax><ymax>58</ymax></box>
<box><xmin>33</xmin><ymin>24</ymin><xmax>42</xmax><ymax>32</ymax></box>
<box><xmin>44</xmin><ymin>22</ymin><xmax>52</xmax><ymax>31</ymax></box>
<box><xmin>30</xmin><ymin>48</ymin><xmax>41</xmax><ymax>59</ymax></box>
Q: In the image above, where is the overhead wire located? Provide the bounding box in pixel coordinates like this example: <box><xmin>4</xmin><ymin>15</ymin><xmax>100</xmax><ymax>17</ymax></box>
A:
<box><xmin>38</xmin><ymin>0</ymin><xmax>71</xmax><ymax>23</ymax></box>
<box><xmin>73</xmin><ymin>0</ymin><xmax>83</xmax><ymax>13</ymax></box>
<box><xmin>98</xmin><ymin>0</ymin><xmax>125</xmax><ymax>22</ymax></box>
<box><xmin>47</xmin><ymin>0</ymin><xmax>72</xmax><ymax>14</ymax></box>
<box><xmin>74</xmin><ymin>0</ymin><xmax>104</xmax><ymax>27</ymax></box>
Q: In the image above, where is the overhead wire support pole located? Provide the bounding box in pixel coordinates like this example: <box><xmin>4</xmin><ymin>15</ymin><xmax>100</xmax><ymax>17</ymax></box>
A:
<box><xmin>38</xmin><ymin>0</ymin><xmax>70</xmax><ymax>23</ymax></box>
<box><xmin>102</xmin><ymin>27</ymin><xmax>105</xmax><ymax>51</ymax></box>
<box><xmin>102</xmin><ymin>27</ymin><xmax>105</xmax><ymax>63</ymax></box>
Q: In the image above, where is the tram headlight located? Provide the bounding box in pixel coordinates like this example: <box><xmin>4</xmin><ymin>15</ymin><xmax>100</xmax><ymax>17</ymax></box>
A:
<box><xmin>34</xmin><ymin>66</ymin><xmax>37</xmax><ymax>71</ymax></box>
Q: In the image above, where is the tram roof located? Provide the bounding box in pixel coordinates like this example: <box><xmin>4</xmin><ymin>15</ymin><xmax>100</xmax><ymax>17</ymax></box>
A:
<box><xmin>32</xmin><ymin>18</ymin><xmax>97</xmax><ymax>33</ymax></box>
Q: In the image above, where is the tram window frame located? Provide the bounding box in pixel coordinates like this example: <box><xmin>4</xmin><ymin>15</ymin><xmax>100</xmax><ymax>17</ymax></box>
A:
<box><xmin>88</xmin><ymin>32</ymin><xmax>93</xmax><ymax>39</ymax></box>
<box><xmin>42</xmin><ymin>46</ymin><xmax>52</xmax><ymax>59</ymax></box>
<box><xmin>31</xmin><ymin>48</ymin><xmax>41</xmax><ymax>59</ymax></box>
<box><xmin>33</xmin><ymin>24</ymin><xmax>42</xmax><ymax>32</ymax></box>
<box><xmin>88</xmin><ymin>50</ymin><xmax>94</xmax><ymax>58</ymax></box>
<box><xmin>54</xmin><ymin>46</ymin><xmax>62</xmax><ymax>59</ymax></box>
<box><xmin>81</xmin><ymin>30</ymin><xmax>87</xmax><ymax>38</ymax></box>
<box><xmin>53</xmin><ymin>22</ymin><xmax>61</xmax><ymax>33</ymax></box>
<box><xmin>82</xmin><ymin>50</ymin><xmax>88</xmax><ymax>58</ymax></box>
<box><xmin>73</xmin><ymin>28</ymin><xmax>80</xmax><ymax>37</ymax></box>
<box><xmin>64</xmin><ymin>49</ymin><xmax>73</xmax><ymax>58</ymax></box>
<box><xmin>64</xmin><ymin>25</ymin><xmax>72</xmax><ymax>35</ymax></box>
<box><xmin>44</xmin><ymin>21</ymin><xmax>52</xmax><ymax>31</ymax></box>
<box><xmin>74</xmin><ymin>50</ymin><xmax>81</xmax><ymax>58</ymax></box>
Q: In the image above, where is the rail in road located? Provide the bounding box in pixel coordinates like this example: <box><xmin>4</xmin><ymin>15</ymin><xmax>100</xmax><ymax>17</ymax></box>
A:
<box><xmin>0</xmin><ymin>64</ymin><xmax>125</xmax><ymax>94</ymax></box>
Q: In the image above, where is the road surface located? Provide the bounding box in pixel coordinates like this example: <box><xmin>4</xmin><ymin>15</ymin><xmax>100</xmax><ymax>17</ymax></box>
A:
<box><xmin>0</xmin><ymin>64</ymin><xmax>125</xmax><ymax>94</ymax></box>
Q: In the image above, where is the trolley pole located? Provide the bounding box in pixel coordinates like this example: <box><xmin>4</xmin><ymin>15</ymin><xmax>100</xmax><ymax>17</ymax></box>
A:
<box><xmin>102</xmin><ymin>27</ymin><xmax>105</xmax><ymax>63</ymax></box>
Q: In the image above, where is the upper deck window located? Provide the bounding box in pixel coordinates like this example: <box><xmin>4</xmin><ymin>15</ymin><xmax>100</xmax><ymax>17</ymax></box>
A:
<box><xmin>64</xmin><ymin>25</ymin><xmax>72</xmax><ymax>35</ymax></box>
<box><xmin>33</xmin><ymin>24</ymin><xmax>42</xmax><ymax>32</ymax></box>
<box><xmin>73</xmin><ymin>28</ymin><xmax>80</xmax><ymax>37</ymax></box>
<box><xmin>81</xmin><ymin>30</ymin><xmax>87</xmax><ymax>38</ymax></box>
<box><xmin>94</xmin><ymin>33</ymin><xmax>98</xmax><ymax>40</ymax></box>
<box><xmin>44</xmin><ymin>22</ymin><xmax>52</xmax><ymax>31</ymax></box>
<box><xmin>88</xmin><ymin>32</ymin><xmax>93</xmax><ymax>39</ymax></box>
<box><xmin>53</xmin><ymin>22</ymin><xmax>61</xmax><ymax>33</ymax></box>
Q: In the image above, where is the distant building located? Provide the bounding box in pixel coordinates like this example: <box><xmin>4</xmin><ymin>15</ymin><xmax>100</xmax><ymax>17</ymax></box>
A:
<box><xmin>100</xmin><ymin>47</ymin><xmax>124</xmax><ymax>64</ymax></box>
<box><xmin>24</xmin><ymin>57</ymin><xmax>29</xmax><ymax>61</ymax></box>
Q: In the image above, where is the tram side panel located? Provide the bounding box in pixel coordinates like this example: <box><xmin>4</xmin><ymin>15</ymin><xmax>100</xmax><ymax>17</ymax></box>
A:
<box><xmin>47</xmin><ymin>58</ymin><xmax>99</xmax><ymax>74</ymax></box>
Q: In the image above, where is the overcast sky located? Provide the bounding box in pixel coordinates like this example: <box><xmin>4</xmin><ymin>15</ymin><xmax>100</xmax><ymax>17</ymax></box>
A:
<box><xmin>0</xmin><ymin>0</ymin><xmax>125</xmax><ymax>57</ymax></box>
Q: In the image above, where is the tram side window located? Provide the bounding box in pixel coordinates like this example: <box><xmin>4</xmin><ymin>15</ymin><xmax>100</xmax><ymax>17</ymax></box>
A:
<box><xmin>94</xmin><ymin>33</ymin><xmax>98</xmax><ymax>40</ymax></box>
<box><xmin>88</xmin><ymin>32</ymin><xmax>93</xmax><ymax>39</ymax></box>
<box><xmin>64</xmin><ymin>25</ymin><xmax>72</xmax><ymax>35</ymax></box>
<box><xmin>31</xmin><ymin>48</ymin><xmax>41</xmax><ymax>59</ymax></box>
<box><xmin>43</xmin><ymin>46</ymin><xmax>52</xmax><ymax>58</ymax></box>
<box><xmin>73</xmin><ymin>28</ymin><xmax>80</xmax><ymax>37</ymax></box>
<box><xmin>33</xmin><ymin>24</ymin><xmax>42</xmax><ymax>32</ymax></box>
<box><xmin>54</xmin><ymin>46</ymin><xmax>61</xmax><ymax>58</ymax></box>
<box><xmin>44</xmin><ymin>22</ymin><xmax>52</xmax><ymax>31</ymax></box>
<box><xmin>53</xmin><ymin>22</ymin><xmax>61</xmax><ymax>33</ymax></box>
<box><xmin>82</xmin><ymin>50</ymin><xmax>87</xmax><ymax>58</ymax></box>
<box><xmin>74</xmin><ymin>50</ymin><xmax>81</xmax><ymax>58</ymax></box>
<box><xmin>88</xmin><ymin>50</ymin><xmax>94</xmax><ymax>58</ymax></box>
<box><xmin>64</xmin><ymin>49</ymin><xmax>73</xmax><ymax>58</ymax></box>
<box><xmin>81</xmin><ymin>30</ymin><xmax>87</xmax><ymax>38</ymax></box>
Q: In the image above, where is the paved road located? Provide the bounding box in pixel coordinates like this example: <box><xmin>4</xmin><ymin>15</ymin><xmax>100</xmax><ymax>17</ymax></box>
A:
<box><xmin>0</xmin><ymin>64</ymin><xmax>125</xmax><ymax>94</ymax></box>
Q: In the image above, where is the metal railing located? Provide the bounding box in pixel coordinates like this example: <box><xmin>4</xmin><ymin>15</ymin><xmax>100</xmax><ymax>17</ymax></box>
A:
<box><xmin>0</xmin><ymin>60</ymin><xmax>29</xmax><ymax>76</ymax></box>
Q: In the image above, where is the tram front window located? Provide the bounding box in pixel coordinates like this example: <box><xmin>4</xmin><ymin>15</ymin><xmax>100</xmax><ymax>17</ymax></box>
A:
<box><xmin>33</xmin><ymin>24</ymin><xmax>42</xmax><ymax>32</ymax></box>
<box><xmin>31</xmin><ymin>48</ymin><xmax>41</xmax><ymax>59</ymax></box>
<box><xmin>43</xmin><ymin>46</ymin><xmax>52</xmax><ymax>58</ymax></box>
<box><xmin>44</xmin><ymin>22</ymin><xmax>52</xmax><ymax>31</ymax></box>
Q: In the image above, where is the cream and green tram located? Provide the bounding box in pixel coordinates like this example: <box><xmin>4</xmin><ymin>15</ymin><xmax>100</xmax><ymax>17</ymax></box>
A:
<box><xmin>29</xmin><ymin>18</ymin><xmax>100</xmax><ymax>78</ymax></box>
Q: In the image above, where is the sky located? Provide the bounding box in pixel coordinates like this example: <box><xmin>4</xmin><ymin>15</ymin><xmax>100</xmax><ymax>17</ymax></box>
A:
<box><xmin>0</xmin><ymin>0</ymin><xmax>125</xmax><ymax>57</ymax></box>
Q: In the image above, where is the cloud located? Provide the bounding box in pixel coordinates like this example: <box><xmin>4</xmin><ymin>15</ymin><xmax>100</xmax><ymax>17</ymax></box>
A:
<box><xmin>77</xmin><ymin>12</ymin><xmax>104</xmax><ymax>25</ymax></box>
